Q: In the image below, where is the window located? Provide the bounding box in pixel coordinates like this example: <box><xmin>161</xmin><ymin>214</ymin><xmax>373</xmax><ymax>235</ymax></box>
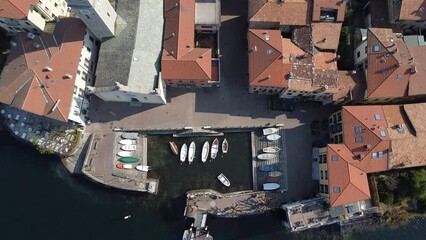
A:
<box><xmin>73</xmin><ymin>86</ymin><xmax>77</xmax><ymax>94</ymax></box>
<box><xmin>78</xmin><ymin>88</ymin><xmax>84</xmax><ymax>97</ymax></box>
<box><xmin>332</xmin><ymin>155</ymin><xmax>338</xmax><ymax>161</ymax></box>
<box><xmin>87</xmin><ymin>47</ymin><xmax>91</xmax><ymax>52</ymax></box>
<box><xmin>89</xmin><ymin>35</ymin><xmax>94</xmax><ymax>43</ymax></box>
<box><xmin>354</xmin><ymin>126</ymin><xmax>362</xmax><ymax>133</ymax></box>
<box><xmin>325</xmin><ymin>185</ymin><xmax>329</xmax><ymax>194</ymax></box>
<box><xmin>107</xmin><ymin>12</ymin><xmax>110</xmax><ymax>17</ymax></box>
<box><xmin>372</xmin><ymin>45</ymin><xmax>381</xmax><ymax>52</ymax></box>
<box><xmin>372</xmin><ymin>151</ymin><xmax>384</xmax><ymax>159</ymax></box>
<box><xmin>380</xmin><ymin>130</ymin><xmax>386</xmax><ymax>137</ymax></box>
<box><xmin>54</xmin><ymin>3</ymin><xmax>58</xmax><ymax>7</ymax></box>
<box><xmin>77</xmin><ymin>70</ymin><xmax>81</xmax><ymax>75</ymax></box>
<box><xmin>365</xmin><ymin>46</ymin><xmax>368</xmax><ymax>54</ymax></box>
<box><xmin>325</xmin><ymin>171</ymin><xmax>328</xmax><ymax>180</ymax></box>
<box><xmin>84</xmin><ymin>58</ymin><xmax>90</xmax><ymax>68</ymax></box>
<box><xmin>82</xmin><ymin>71</ymin><xmax>87</xmax><ymax>81</ymax></box>
<box><xmin>355</xmin><ymin>136</ymin><xmax>363</xmax><ymax>143</ymax></box>
<box><xmin>375</xmin><ymin>114</ymin><xmax>381</xmax><ymax>120</ymax></box>
<box><xmin>321</xmin><ymin>171</ymin><xmax>323</xmax><ymax>180</ymax></box>
<box><xmin>333</xmin><ymin>187</ymin><xmax>341</xmax><ymax>193</ymax></box>
<box><xmin>85</xmin><ymin>14</ymin><xmax>90</xmax><ymax>19</ymax></box>
<box><xmin>397</xmin><ymin>74</ymin><xmax>402</xmax><ymax>80</ymax></box>
<box><xmin>357</xmin><ymin>51</ymin><xmax>360</xmax><ymax>58</ymax></box>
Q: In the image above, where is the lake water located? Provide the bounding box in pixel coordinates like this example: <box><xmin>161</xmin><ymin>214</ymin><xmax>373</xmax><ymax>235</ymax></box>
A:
<box><xmin>0</xmin><ymin>130</ymin><xmax>424</xmax><ymax>240</ymax></box>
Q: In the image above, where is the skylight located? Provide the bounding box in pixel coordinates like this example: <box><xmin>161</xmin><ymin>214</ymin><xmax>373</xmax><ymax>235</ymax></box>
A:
<box><xmin>332</xmin><ymin>155</ymin><xmax>338</xmax><ymax>161</ymax></box>
<box><xmin>333</xmin><ymin>187</ymin><xmax>341</xmax><ymax>193</ymax></box>
<box><xmin>354</xmin><ymin>126</ymin><xmax>362</xmax><ymax>133</ymax></box>
<box><xmin>380</xmin><ymin>130</ymin><xmax>386</xmax><ymax>137</ymax></box>
<box><xmin>375</xmin><ymin>114</ymin><xmax>381</xmax><ymax>120</ymax></box>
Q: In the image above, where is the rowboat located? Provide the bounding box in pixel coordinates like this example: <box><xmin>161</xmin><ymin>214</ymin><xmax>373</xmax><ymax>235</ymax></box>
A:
<box><xmin>118</xmin><ymin>157</ymin><xmax>139</xmax><ymax>163</ymax></box>
<box><xmin>217</xmin><ymin>173</ymin><xmax>230</xmax><ymax>187</ymax></box>
<box><xmin>263</xmin><ymin>183</ymin><xmax>280</xmax><ymax>191</ymax></box>
<box><xmin>180</xmin><ymin>143</ymin><xmax>187</xmax><ymax>163</ymax></box>
<box><xmin>121</xmin><ymin>132</ymin><xmax>138</xmax><ymax>139</ymax></box>
<box><xmin>117</xmin><ymin>151</ymin><xmax>132</xmax><ymax>157</ymax></box>
<box><xmin>257</xmin><ymin>153</ymin><xmax>277</xmax><ymax>160</ymax></box>
<box><xmin>263</xmin><ymin>127</ymin><xmax>279</xmax><ymax>135</ymax></box>
<box><xmin>119</xmin><ymin>139</ymin><xmax>136</xmax><ymax>145</ymax></box>
<box><xmin>259</xmin><ymin>165</ymin><xmax>278</xmax><ymax>172</ymax></box>
<box><xmin>266</xmin><ymin>134</ymin><xmax>281</xmax><ymax>141</ymax></box>
<box><xmin>210</xmin><ymin>138</ymin><xmax>219</xmax><ymax>159</ymax></box>
<box><xmin>201</xmin><ymin>141</ymin><xmax>209</xmax><ymax>163</ymax></box>
<box><xmin>121</xmin><ymin>144</ymin><xmax>137</xmax><ymax>151</ymax></box>
<box><xmin>169</xmin><ymin>141</ymin><xmax>178</xmax><ymax>155</ymax></box>
<box><xmin>188</xmin><ymin>142</ymin><xmax>195</xmax><ymax>164</ymax></box>
<box><xmin>222</xmin><ymin>138</ymin><xmax>228</xmax><ymax>154</ymax></box>
<box><xmin>268</xmin><ymin>171</ymin><xmax>283</xmax><ymax>177</ymax></box>
<box><xmin>116</xmin><ymin>163</ymin><xmax>132</xmax><ymax>169</ymax></box>
<box><xmin>135</xmin><ymin>164</ymin><xmax>150</xmax><ymax>172</ymax></box>
<box><xmin>263</xmin><ymin>147</ymin><xmax>281</xmax><ymax>153</ymax></box>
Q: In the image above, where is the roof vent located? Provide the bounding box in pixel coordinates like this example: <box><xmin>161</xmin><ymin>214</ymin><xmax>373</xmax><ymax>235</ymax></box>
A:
<box><xmin>250</xmin><ymin>46</ymin><xmax>257</xmax><ymax>52</ymax></box>
<box><xmin>396</xmin><ymin>33</ymin><xmax>403</xmax><ymax>38</ymax></box>
<box><xmin>10</xmin><ymin>41</ymin><xmax>17</xmax><ymax>47</ymax></box>
<box><xmin>27</xmin><ymin>32</ymin><xmax>35</xmax><ymax>39</ymax></box>
<box><xmin>33</xmin><ymin>42</ymin><xmax>40</xmax><ymax>49</ymax></box>
<box><xmin>358</xmin><ymin>154</ymin><xmax>365</xmax><ymax>160</ymax></box>
<box><xmin>351</xmin><ymin>70</ymin><xmax>357</xmax><ymax>75</ymax></box>
<box><xmin>186</xmin><ymin>44</ymin><xmax>191</xmax><ymax>48</ymax></box>
<box><xmin>43</xmin><ymin>66</ymin><xmax>53</xmax><ymax>72</ymax></box>
<box><xmin>265</xmin><ymin>34</ymin><xmax>270</xmax><ymax>41</ymax></box>
<box><xmin>63</xmin><ymin>73</ymin><xmax>72</xmax><ymax>79</ymax></box>
<box><xmin>365</xmin><ymin>145</ymin><xmax>371</xmax><ymax>150</ymax></box>
<box><xmin>390</xmin><ymin>38</ymin><xmax>394</xmax><ymax>43</ymax></box>
<box><xmin>411</xmin><ymin>66</ymin><xmax>417</xmax><ymax>74</ymax></box>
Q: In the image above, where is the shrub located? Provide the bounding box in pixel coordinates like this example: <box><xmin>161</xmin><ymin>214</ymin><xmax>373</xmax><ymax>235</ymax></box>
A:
<box><xmin>380</xmin><ymin>191</ymin><xmax>395</xmax><ymax>205</ymax></box>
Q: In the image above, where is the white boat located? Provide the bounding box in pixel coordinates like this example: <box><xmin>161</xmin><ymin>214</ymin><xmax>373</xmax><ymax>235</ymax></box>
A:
<box><xmin>263</xmin><ymin>183</ymin><xmax>280</xmax><ymax>191</ymax></box>
<box><xmin>121</xmin><ymin>164</ymin><xmax>133</xmax><ymax>169</ymax></box>
<box><xmin>124</xmin><ymin>215</ymin><xmax>131</xmax><ymax>220</ymax></box>
<box><xmin>201</xmin><ymin>141</ymin><xmax>209</xmax><ymax>163</ymax></box>
<box><xmin>188</xmin><ymin>141</ymin><xmax>195</xmax><ymax>164</ymax></box>
<box><xmin>217</xmin><ymin>173</ymin><xmax>230</xmax><ymax>187</ymax></box>
<box><xmin>119</xmin><ymin>139</ymin><xmax>136</xmax><ymax>145</ymax></box>
<box><xmin>266</xmin><ymin>134</ymin><xmax>281</xmax><ymax>141</ymax></box>
<box><xmin>136</xmin><ymin>165</ymin><xmax>150</xmax><ymax>172</ymax></box>
<box><xmin>222</xmin><ymin>138</ymin><xmax>228</xmax><ymax>154</ymax></box>
<box><xmin>257</xmin><ymin>153</ymin><xmax>277</xmax><ymax>160</ymax></box>
<box><xmin>121</xmin><ymin>144</ymin><xmax>137</xmax><ymax>151</ymax></box>
<box><xmin>180</xmin><ymin>143</ymin><xmax>187</xmax><ymax>163</ymax></box>
<box><xmin>263</xmin><ymin>127</ymin><xmax>279</xmax><ymax>135</ymax></box>
<box><xmin>263</xmin><ymin>147</ymin><xmax>281</xmax><ymax>153</ymax></box>
<box><xmin>210</xmin><ymin>138</ymin><xmax>219</xmax><ymax>159</ymax></box>
<box><xmin>121</xmin><ymin>132</ymin><xmax>138</xmax><ymax>139</ymax></box>
<box><xmin>117</xmin><ymin>151</ymin><xmax>132</xmax><ymax>157</ymax></box>
<box><xmin>268</xmin><ymin>171</ymin><xmax>283</xmax><ymax>177</ymax></box>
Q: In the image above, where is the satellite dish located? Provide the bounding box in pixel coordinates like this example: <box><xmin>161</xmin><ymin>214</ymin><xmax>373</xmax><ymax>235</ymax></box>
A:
<box><xmin>80</xmin><ymin>9</ymin><xmax>91</xmax><ymax>15</ymax></box>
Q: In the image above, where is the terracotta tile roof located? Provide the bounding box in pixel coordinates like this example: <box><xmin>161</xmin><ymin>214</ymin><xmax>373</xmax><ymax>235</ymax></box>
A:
<box><xmin>312</xmin><ymin>0</ymin><xmax>346</xmax><ymax>22</ymax></box>
<box><xmin>293</xmin><ymin>26</ymin><xmax>313</xmax><ymax>53</ymax></box>
<box><xmin>334</xmin><ymin>71</ymin><xmax>366</xmax><ymax>101</ymax></box>
<box><xmin>399</xmin><ymin>0</ymin><xmax>426</xmax><ymax>21</ymax></box>
<box><xmin>367</xmin><ymin>28</ymin><xmax>413</xmax><ymax>98</ymax></box>
<box><xmin>161</xmin><ymin>0</ymin><xmax>214</xmax><ymax>81</ymax></box>
<box><xmin>248</xmin><ymin>29</ymin><xmax>290</xmax><ymax>88</ymax></box>
<box><xmin>0</xmin><ymin>0</ymin><xmax>37</xmax><ymax>19</ymax></box>
<box><xmin>0</xmin><ymin>18</ymin><xmax>86</xmax><ymax>122</ymax></box>
<box><xmin>407</xmin><ymin>45</ymin><xmax>426</xmax><ymax>96</ymax></box>
<box><xmin>327</xmin><ymin>144</ymin><xmax>371</xmax><ymax>207</ymax></box>
<box><xmin>248</xmin><ymin>0</ymin><xmax>312</xmax><ymax>26</ymax></box>
<box><xmin>311</xmin><ymin>22</ymin><xmax>342</xmax><ymax>50</ymax></box>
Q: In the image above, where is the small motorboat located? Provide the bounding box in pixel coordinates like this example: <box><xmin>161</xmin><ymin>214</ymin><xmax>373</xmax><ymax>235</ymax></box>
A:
<box><xmin>263</xmin><ymin>127</ymin><xmax>279</xmax><ymax>135</ymax></box>
<box><xmin>118</xmin><ymin>157</ymin><xmax>139</xmax><ymax>163</ymax></box>
<box><xmin>116</xmin><ymin>163</ymin><xmax>132</xmax><ymax>169</ymax></box>
<box><xmin>136</xmin><ymin>164</ymin><xmax>150</xmax><ymax>172</ymax></box>
<box><xmin>180</xmin><ymin>143</ymin><xmax>187</xmax><ymax>163</ymax></box>
<box><xmin>124</xmin><ymin>215</ymin><xmax>131</xmax><ymax>220</ymax></box>
<box><xmin>117</xmin><ymin>151</ymin><xmax>132</xmax><ymax>157</ymax></box>
<box><xmin>119</xmin><ymin>139</ymin><xmax>136</xmax><ymax>145</ymax></box>
<box><xmin>259</xmin><ymin>165</ymin><xmax>278</xmax><ymax>172</ymax></box>
<box><xmin>263</xmin><ymin>147</ymin><xmax>281</xmax><ymax>153</ymax></box>
<box><xmin>266</xmin><ymin>134</ymin><xmax>281</xmax><ymax>141</ymax></box>
<box><xmin>121</xmin><ymin>144</ymin><xmax>137</xmax><ymax>151</ymax></box>
<box><xmin>188</xmin><ymin>142</ymin><xmax>195</xmax><ymax>164</ymax></box>
<box><xmin>211</xmin><ymin>138</ymin><xmax>219</xmax><ymax>159</ymax></box>
<box><xmin>121</xmin><ymin>132</ymin><xmax>138</xmax><ymax>139</ymax></box>
<box><xmin>169</xmin><ymin>141</ymin><xmax>178</xmax><ymax>155</ymax></box>
<box><xmin>268</xmin><ymin>171</ymin><xmax>283</xmax><ymax>177</ymax></box>
<box><xmin>217</xmin><ymin>173</ymin><xmax>230</xmax><ymax>187</ymax></box>
<box><xmin>201</xmin><ymin>141</ymin><xmax>209</xmax><ymax>163</ymax></box>
<box><xmin>222</xmin><ymin>138</ymin><xmax>228</xmax><ymax>154</ymax></box>
<box><xmin>257</xmin><ymin>153</ymin><xmax>277</xmax><ymax>160</ymax></box>
<box><xmin>263</xmin><ymin>183</ymin><xmax>280</xmax><ymax>191</ymax></box>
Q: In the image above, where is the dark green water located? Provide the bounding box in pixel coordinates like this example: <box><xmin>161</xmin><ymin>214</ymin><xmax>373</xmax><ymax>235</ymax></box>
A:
<box><xmin>0</xmin><ymin>130</ymin><xmax>424</xmax><ymax>240</ymax></box>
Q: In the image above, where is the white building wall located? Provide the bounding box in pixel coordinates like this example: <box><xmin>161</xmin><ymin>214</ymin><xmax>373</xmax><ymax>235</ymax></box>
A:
<box><xmin>35</xmin><ymin>0</ymin><xmax>70</xmax><ymax>21</ymax></box>
<box><xmin>68</xmin><ymin>29</ymin><xmax>98</xmax><ymax>124</ymax></box>
<box><xmin>0</xmin><ymin>17</ymin><xmax>40</xmax><ymax>35</ymax></box>
<box><xmin>94</xmin><ymin>90</ymin><xmax>166</xmax><ymax>105</ymax></box>
<box><xmin>66</xmin><ymin>0</ymin><xmax>117</xmax><ymax>41</ymax></box>
<box><xmin>354</xmin><ymin>40</ymin><xmax>368</xmax><ymax>70</ymax></box>
<box><xmin>280</xmin><ymin>89</ymin><xmax>333</xmax><ymax>104</ymax></box>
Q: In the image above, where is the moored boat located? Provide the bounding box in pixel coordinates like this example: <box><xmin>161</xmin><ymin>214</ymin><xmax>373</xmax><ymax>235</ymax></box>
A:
<box><xmin>263</xmin><ymin>183</ymin><xmax>280</xmax><ymax>191</ymax></box>
<box><xmin>210</xmin><ymin>138</ymin><xmax>219</xmax><ymax>159</ymax></box>
<box><xmin>118</xmin><ymin>157</ymin><xmax>139</xmax><ymax>163</ymax></box>
<box><xmin>116</xmin><ymin>163</ymin><xmax>133</xmax><ymax>169</ymax></box>
<box><xmin>121</xmin><ymin>132</ymin><xmax>138</xmax><ymax>139</ymax></box>
<box><xmin>201</xmin><ymin>141</ymin><xmax>209</xmax><ymax>163</ymax></box>
<box><xmin>266</xmin><ymin>134</ymin><xmax>281</xmax><ymax>141</ymax></box>
<box><xmin>117</xmin><ymin>151</ymin><xmax>132</xmax><ymax>157</ymax></box>
<box><xmin>188</xmin><ymin>142</ymin><xmax>195</xmax><ymax>164</ymax></box>
<box><xmin>259</xmin><ymin>164</ymin><xmax>278</xmax><ymax>172</ymax></box>
<box><xmin>136</xmin><ymin>164</ymin><xmax>150</xmax><ymax>172</ymax></box>
<box><xmin>180</xmin><ymin>143</ymin><xmax>187</xmax><ymax>163</ymax></box>
<box><xmin>263</xmin><ymin>127</ymin><xmax>279</xmax><ymax>135</ymax></box>
<box><xmin>268</xmin><ymin>171</ymin><xmax>283</xmax><ymax>177</ymax></box>
<box><xmin>121</xmin><ymin>144</ymin><xmax>137</xmax><ymax>151</ymax></box>
<box><xmin>263</xmin><ymin>147</ymin><xmax>281</xmax><ymax>153</ymax></box>
<box><xmin>217</xmin><ymin>173</ymin><xmax>230</xmax><ymax>187</ymax></box>
<box><xmin>257</xmin><ymin>153</ymin><xmax>277</xmax><ymax>160</ymax></box>
<box><xmin>169</xmin><ymin>141</ymin><xmax>178</xmax><ymax>155</ymax></box>
<box><xmin>222</xmin><ymin>138</ymin><xmax>228</xmax><ymax>154</ymax></box>
<box><xmin>119</xmin><ymin>139</ymin><xmax>136</xmax><ymax>145</ymax></box>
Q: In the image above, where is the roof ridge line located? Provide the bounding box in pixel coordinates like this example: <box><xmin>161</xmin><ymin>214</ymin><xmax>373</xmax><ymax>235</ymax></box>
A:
<box><xmin>331</xmin><ymin>181</ymin><xmax>351</xmax><ymax>207</ymax></box>
<box><xmin>343</xmin><ymin>107</ymin><xmax>383</xmax><ymax>142</ymax></box>
<box><xmin>369</xmin><ymin>66</ymin><xmax>398</xmax><ymax>96</ymax></box>
<box><xmin>348</xmin><ymin>166</ymin><xmax>370</xmax><ymax>197</ymax></box>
